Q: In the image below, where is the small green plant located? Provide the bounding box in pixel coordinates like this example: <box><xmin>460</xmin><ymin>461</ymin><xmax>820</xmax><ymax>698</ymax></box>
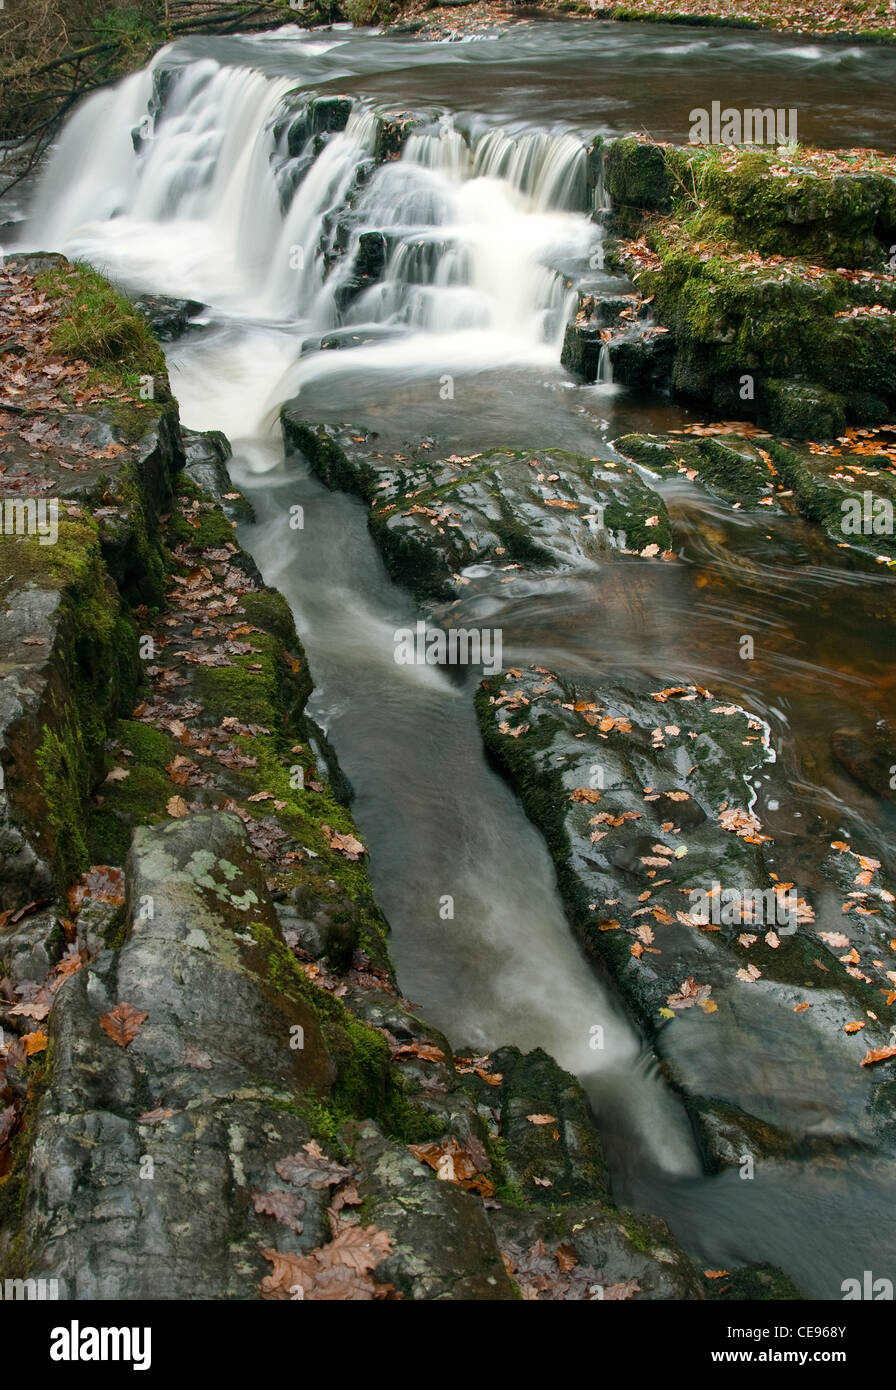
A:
<box><xmin>36</xmin><ymin>261</ymin><xmax>166</xmax><ymax>386</ymax></box>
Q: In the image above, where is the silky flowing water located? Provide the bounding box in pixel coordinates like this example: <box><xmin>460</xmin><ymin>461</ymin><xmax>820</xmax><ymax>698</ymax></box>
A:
<box><xmin>11</xmin><ymin>20</ymin><xmax>896</xmax><ymax>1297</ymax></box>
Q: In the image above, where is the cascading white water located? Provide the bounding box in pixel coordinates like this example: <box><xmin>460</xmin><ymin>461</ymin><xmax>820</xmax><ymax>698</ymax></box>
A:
<box><xmin>265</xmin><ymin>106</ymin><xmax>381</xmax><ymax>318</ymax></box>
<box><xmin>472</xmin><ymin>126</ymin><xmax>591</xmax><ymax>211</ymax></box>
<box><xmin>24</xmin><ymin>56</ymin><xmax>600</xmax><ymax>362</ymax></box>
<box><xmin>597</xmin><ymin>341</ymin><xmax>614</xmax><ymax>384</ymax></box>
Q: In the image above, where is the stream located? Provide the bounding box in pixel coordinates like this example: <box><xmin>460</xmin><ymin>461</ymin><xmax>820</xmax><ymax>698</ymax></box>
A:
<box><xmin>10</xmin><ymin>18</ymin><xmax>896</xmax><ymax>1297</ymax></box>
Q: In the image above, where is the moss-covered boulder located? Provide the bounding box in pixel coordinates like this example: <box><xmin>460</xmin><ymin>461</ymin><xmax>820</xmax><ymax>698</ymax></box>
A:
<box><xmin>282</xmin><ymin>413</ymin><xmax>674</xmax><ymax>601</ymax></box>
<box><xmin>615</xmin><ymin>427</ymin><xmax>896</xmax><ymax>560</ymax></box>
<box><xmin>600</xmin><ymin>140</ymin><xmax>896</xmax><ymax>430</ymax></box>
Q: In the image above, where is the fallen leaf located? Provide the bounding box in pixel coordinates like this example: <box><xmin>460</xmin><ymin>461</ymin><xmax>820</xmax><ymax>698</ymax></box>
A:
<box><xmin>252</xmin><ymin>1190</ymin><xmax>306</xmax><ymax>1234</ymax></box>
<box><xmin>23</xmin><ymin>1029</ymin><xmax>47</xmax><ymax>1056</ymax></box>
<box><xmin>860</xmin><ymin>1045</ymin><xmax>896</xmax><ymax>1067</ymax></box>
<box><xmin>99</xmin><ymin>1002</ymin><xmax>148</xmax><ymax>1048</ymax></box>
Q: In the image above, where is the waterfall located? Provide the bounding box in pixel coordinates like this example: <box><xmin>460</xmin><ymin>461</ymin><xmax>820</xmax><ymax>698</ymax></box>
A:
<box><xmin>471</xmin><ymin>127</ymin><xmax>591</xmax><ymax>212</ymax></box>
<box><xmin>597</xmin><ymin>341</ymin><xmax>614</xmax><ymax>384</ymax></box>
<box><xmin>264</xmin><ymin>106</ymin><xmax>380</xmax><ymax>318</ymax></box>
<box><xmin>24</xmin><ymin>54</ymin><xmax>604</xmax><ymax>371</ymax></box>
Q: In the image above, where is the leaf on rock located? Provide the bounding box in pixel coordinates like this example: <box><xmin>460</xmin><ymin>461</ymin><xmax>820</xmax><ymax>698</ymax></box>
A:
<box><xmin>275</xmin><ymin>1141</ymin><xmax>356</xmax><ymax>1190</ymax></box>
<box><xmin>666</xmin><ymin>976</ymin><xmax>712</xmax><ymax>1009</ymax></box>
<box><xmin>68</xmin><ymin>865</ymin><xmax>125</xmax><ymax>913</ymax></box>
<box><xmin>260</xmin><ymin>1224</ymin><xmax>398</xmax><ymax>1301</ymax></box>
<box><xmin>408</xmin><ymin>1136</ymin><xmax>494</xmax><ymax>1195</ymax></box>
<box><xmin>860</xmin><ymin>1045</ymin><xmax>896</xmax><ymax>1067</ymax></box>
<box><xmin>99</xmin><ymin>1002</ymin><xmax>148</xmax><ymax>1048</ymax></box>
<box><xmin>252</xmin><ymin>1190</ymin><xmax>306</xmax><ymax>1234</ymax></box>
<box><xmin>321</xmin><ymin>824</ymin><xmax>366</xmax><ymax>860</ymax></box>
<box><xmin>183</xmin><ymin>1043</ymin><xmax>212</xmax><ymax>1069</ymax></box>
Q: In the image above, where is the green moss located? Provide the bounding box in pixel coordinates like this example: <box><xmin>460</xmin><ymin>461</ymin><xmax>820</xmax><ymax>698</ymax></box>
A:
<box><xmin>620</xmin><ymin>1211</ymin><xmax>659</xmax><ymax>1253</ymax></box>
<box><xmin>249</xmin><ymin>920</ymin><xmax>390</xmax><ymax>1116</ymax></box>
<box><xmin>191</xmin><ymin>655</ymin><xmax>283</xmax><ymax>728</ymax></box>
<box><xmin>114</xmin><ymin>718</ymin><xmax>177</xmax><ymax>768</ymax></box>
<box><xmin>603</xmin><ymin>136</ymin><xmax>673</xmax><ymax>218</ymax></box>
<box><xmin>240</xmin><ymin>590</ymin><xmax>300</xmax><ymax>647</ymax></box>
<box><xmin>36</xmin><ymin>721</ymin><xmax>90</xmax><ymax>885</ymax></box>
<box><xmin>35</xmin><ymin>260</ymin><xmax>168</xmax><ymax>392</ymax></box>
<box><xmin>710</xmin><ymin>1263</ymin><xmax>804</xmax><ymax>1301</ymax></box>
<box><xmin>169</xmin><ymin>504</ymin><xmax>235</xmax><ymax>551</ymax></box>
<box><xmin>8</xmin><ymin>521</ymin><xmax>141</xmax><ymax>892</ymax></box>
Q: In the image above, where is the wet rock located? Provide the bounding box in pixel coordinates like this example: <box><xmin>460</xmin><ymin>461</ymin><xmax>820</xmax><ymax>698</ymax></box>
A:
<box><xmin>12</xmin><ymin>813</ymin><xmax>337</xmax><ymax>1298</ymax></box>
<box><xmin>130</xmin><ymin>293</ymin><xmax>204</xmax><ymax>342</ymax></box>
<box><xmin>0</xmin><ymin>569</ymin><xmax>137</xmax><ymax>904</ymax></box>
<box><xmin>608</xmin><ymin>329</ymin><xmax>676</xmax><ymax>393</ymax></box>
<box><xmin>0</xmin><ymin>910</ymin><xmax>62</xmax><ymax>990</ymax></box>
<box><xmin>764</xmin><ymin>379</ymin><xmax>846</xmax><ymax>442</ymax></box>
<box><xmin>182</xmin><ymin>426</ymin><xmax>254</xmax><ymax>521</ymax></box>
<box><xmin>709</xmin><ymin>1263</ymin><xmax>803</xmax><ymax>1301</ymax></box>
<box><xmin>831</xmin><ymin>721</ymin><xmax>896</xmax><ymax>802</ymax></box>
<box><xmin>282</xmin><ymin>413</ymin><xmax>673</xmax><ymax>601</ymax></box>
<box><xmin>279</xmin><ymin>881</ymin><xmax>361</xmax><ymax>971</ymax></box>
<box><xmin>616</xmin><ymin>427</ymin><xmax>896</xmax><ymax>559</ymax></box>
<box><xmin>280</xmin><ymin>95</ymin><xmax>353</xmax><ymax>159</ymax></box>
<box><xmin>332</xmin><ymin>230</ymin><xmax>389</xmax><ymax>312</ymax></box>
<box><xmin>605</xmin><ymin>141</ymin><xmax>896</xmax><ymax>429</ymax></box>
<box><xmin>476</xmin><ymin>665</ymin><xmax>896</xmax><ymax>1165</ymax></box>
<box><xmin>616</xmin><ymin>430</ymin><xmax>777</xmax><ymax>508</ymax></box>
<box><xmin>603</xmin><ymin>137</ymin><xmax>673</xmax><ymax>218</ymax></box>
<box><xmin>488</xmin><ymin>1201</ymin><xmax>705</xmax><ymax>1300</ymax></box>
<box><xmin>459</xmin><ymin>1045</ymin><xmax>609</xmax><ymax>1204</ymax></box>
<box><xmin>767</xmin><ymin>436</ymin><xmax>896</xmax><ymax>560</ymax></box>
<box><xmin>344</xmin><ymin>1119</ymin><xmax>514</xmax><ymax>1300</ymax></box>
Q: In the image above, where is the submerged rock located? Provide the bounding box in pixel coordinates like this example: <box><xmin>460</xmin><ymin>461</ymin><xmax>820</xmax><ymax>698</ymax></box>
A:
<box><xmin>831</xmin><ymin>721</ymin><xmax>896</xmax><ymax>803</ymax></box>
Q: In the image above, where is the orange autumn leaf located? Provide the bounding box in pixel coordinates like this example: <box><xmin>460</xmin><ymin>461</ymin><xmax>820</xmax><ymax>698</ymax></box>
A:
<box><xmin>844</xmin><ymin>1022</ymin><xmax>866</xmax><ymax>1034</ymax></box>
<box><xmin>99</xmin><ymin>1002</ymin><xmax>148</xmax><ymax>1048</ymax></box>
<box><xmin>23</xmin><ymin>1029</ymin><xmax>47</xmax><ymax>1056</ymax></box>
<box><xmin>860</xmin><ymin>1045</ymin><xmax>896</xmax><ymax>1067</ymax></box>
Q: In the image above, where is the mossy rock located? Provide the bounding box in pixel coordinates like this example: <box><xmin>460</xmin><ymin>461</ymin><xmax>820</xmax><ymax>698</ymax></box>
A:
<box><xmin>763</xmin><ymin>379</ymin><xmax>846</xmax><ymax>442</ymax></box>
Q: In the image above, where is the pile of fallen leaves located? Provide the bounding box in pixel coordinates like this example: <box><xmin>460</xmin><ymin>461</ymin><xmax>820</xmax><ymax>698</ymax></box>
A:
<box><xmin>586</xmin><ymin>0</ymin><xmax>896</xmax><ymax>38</ymax></box>
<box><xmin>259</xmin><ymin>1142</ymin><xmax>399</xmax><ymax>1301</ymax></box>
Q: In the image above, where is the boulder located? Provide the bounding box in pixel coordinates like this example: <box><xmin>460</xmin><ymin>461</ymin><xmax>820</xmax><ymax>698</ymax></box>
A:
<box><xmin>11</xmin><ymin>813</ymin><xmax>337</xmax><ymax>1298</ymax></box>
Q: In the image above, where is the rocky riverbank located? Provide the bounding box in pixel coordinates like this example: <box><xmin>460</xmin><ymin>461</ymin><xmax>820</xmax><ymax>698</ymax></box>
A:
<box><xmin>0</xmin><ymin>253</ymin><xmax>775</xmax><ymax>1301</ymax></box>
